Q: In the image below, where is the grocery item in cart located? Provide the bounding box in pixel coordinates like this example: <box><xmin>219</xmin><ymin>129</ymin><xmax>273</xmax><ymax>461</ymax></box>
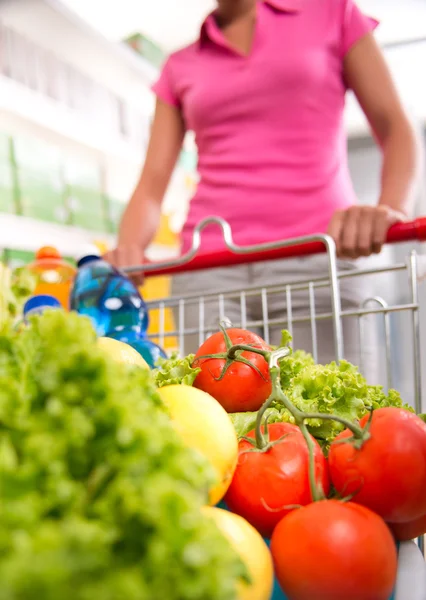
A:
<box><xmin>71</xmin><ymin>254</ymin><xmax>166</xmax><ymax>367</ymax></box>
<box><xmin>0</xmin><ymin>263</ymin><xmax>36</xmax><ymax>326</ymax></box>
<box><xmin>158</xmin><ymin>384</ymin><xmax>238</xmax><ymax>505</ymax></box>
<box><xmin>23</xmin><ymin>294</ymin><xmax>62</xmax><ymax>322</ymax></box>
<box><xmin>70</xmin><ymin>253</ymin><xmax>149</xmax><ymax>336</ymax></box>
<box><xmin>271</xmin><ymin>500</ymin><xmax>398</xmax><ymax>600</ymax></box>
<box><xmin>0</xmin><ymin>310</ymin><xmax>248</xmax><ymax>600</ymax></box>
<box><xmin>203</xmin><ymin>506</ymin><xmax>274</xmax><ymax>600</ymax></box>
<box><xmin>97</xmin><ymin>336</ymin><xmax>150</xmax><ymax>369</ymax></box>
<box><xmin>27</xmin><ymin>246</ymin><xmax>76</xmax><ymax>309</ymax></box>
<box><xmin>107</xmin><ymin>331</ymin><xmax>166</xmax><ymax>368</ymax></box>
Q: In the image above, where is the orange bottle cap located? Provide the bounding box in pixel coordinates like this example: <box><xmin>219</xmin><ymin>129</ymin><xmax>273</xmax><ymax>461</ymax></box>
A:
<box><xmin>36</xmin><ymin>246</ymin><xmax>61</xmax><ymax>260</ymax></box>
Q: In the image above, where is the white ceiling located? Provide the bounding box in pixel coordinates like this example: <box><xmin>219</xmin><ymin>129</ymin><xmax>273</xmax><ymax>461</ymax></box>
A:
<box><xmin>59</xmin><ymin>0</ymin><xmax>215</xmax><ymax>52</ymax></box>
<box><xmin>60</xmin><ymin>0</ymin><xmax>426</xmax><ymax>53</ymax></box>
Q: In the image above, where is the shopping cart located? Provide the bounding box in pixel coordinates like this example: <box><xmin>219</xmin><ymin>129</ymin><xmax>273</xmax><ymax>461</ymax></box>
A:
<box><xmin>128</xmin><ymin>216</ymin><xmax>426</xmax><ymax>600</ymax></box>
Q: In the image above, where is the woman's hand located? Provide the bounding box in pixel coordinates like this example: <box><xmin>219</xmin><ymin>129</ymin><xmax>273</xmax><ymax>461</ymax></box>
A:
<box><xmin>103</xmin><ymin>245</ymin><xmax>145</xmax><ymax>286</ymax></box>
<box><xmin>327</xmin><ymin>205</ymin><xmax>406</xmax><ymax>259</ymax></box>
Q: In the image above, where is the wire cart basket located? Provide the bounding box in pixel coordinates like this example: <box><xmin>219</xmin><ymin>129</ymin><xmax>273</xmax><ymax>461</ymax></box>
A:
<box><xmin>130</xmin><ymin>216</ymin><xmax>426</xmax><ymax>600</ymax></box>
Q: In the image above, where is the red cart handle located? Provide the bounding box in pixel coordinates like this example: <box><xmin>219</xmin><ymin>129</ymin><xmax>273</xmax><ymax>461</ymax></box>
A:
<box><xmin>125</xmin><ymin>216</ymin><xmax>426</xmax><ymax>279</ymax></box>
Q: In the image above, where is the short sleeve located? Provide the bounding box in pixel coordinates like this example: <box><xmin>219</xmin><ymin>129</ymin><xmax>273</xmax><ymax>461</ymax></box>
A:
<box><xmin>151</xmin><ymin>58</ymin><xmax>180</xmax><ymax>108</ymax></box>
<box><xmin>341</xmin><ymin>0</ymin><xmax>379</xmax><ymax>57</ymax></box>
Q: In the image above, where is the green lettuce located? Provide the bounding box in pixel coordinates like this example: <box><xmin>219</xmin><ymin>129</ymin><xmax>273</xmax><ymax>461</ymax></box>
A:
<box><xmin>0</xmin><ymin>264</ymin><xmax>36</xmax><ymax>326</ymax></box>
<box><xmin>230</xmin><ymin>408</ymin><xmax>292</xmax><ymax>438</ymax></box>
<box><xmin>279</xmin><ymin>349</ymin><xmax>315</xmax><ymax>391</ymax></box>
<box><xmin>153</xmin><ymin>352</ymin><xmax>201</xmax><ymax>388</ymax></box>
<box><xmin>287</xmin><ymin>361</ymin><xmax>409</xmax><ymax>449</ymax></box>
<box><xmin>0</xmin><ymin>312</ymin><xmax>245</xmax><ymax>600</ymax></box>
<box><xmin>231</xmin><ymin>359</ymin><xmax>412</xmax><ymax>452</ymax></box>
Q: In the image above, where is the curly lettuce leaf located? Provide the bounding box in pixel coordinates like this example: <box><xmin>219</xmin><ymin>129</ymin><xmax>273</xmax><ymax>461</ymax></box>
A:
<box><xmin>279</xmin><ymin>349</ymin><xmax>315</xmax><ymax>391</ymax></box>
<box><xmin>271</xmin><ymin>330</ymin><xmax>315</xmax><ymax>391</ymax></box>
<box><xmin>0</xmin><ymin>264</ymin><xmax>36</xmax><ymax>326</ymax></box>
<box><xmin>0</xmin><ymin>312</ymin><xmax>245</xmax><ymax>600</ymax></box>
<box><xmin>153</xmin><ymin>352</ymin><xmax>201</xmax><ymax>388</ymax></box>
<box><xmin>230</xmin><ymin>408</ymin><xmax>292</xmax><ymax>439</ymax></box>
<box><xmin>230</xmin><ymin>359</ymin><xmax>412</xmax><ymax>452</ymax></box>
<box><xmin>286</xmin><ymin>360</ymin><xmax>412</xmax><ymax>450</ymax></box>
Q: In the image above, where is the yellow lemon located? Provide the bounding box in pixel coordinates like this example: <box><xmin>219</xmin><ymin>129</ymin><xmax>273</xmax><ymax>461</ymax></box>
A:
<box><xmin>97</xmin><ymin>337</ymin><xmax>149</xmax><ymax>369</ymax></box>
<box><xmin>203</xmin><ymin>506</ymin><xmax>274</xmax><ymax>600</ymax></box>
<box><xmin>157</xmin><ymin>385</ymin><xmax>238</xmax><ymax>505</ymax></box>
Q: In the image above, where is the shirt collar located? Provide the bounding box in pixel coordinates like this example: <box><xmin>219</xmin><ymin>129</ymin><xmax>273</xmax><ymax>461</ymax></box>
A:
<box><xmin>265</xmin><ymin>0</ymin><xmax>304</xmax><ymax>12</ymax></box>
<box><xmin>199</xmin><ymin>0</ymin><xmax>303</xmax><ymax>47</ymax></box>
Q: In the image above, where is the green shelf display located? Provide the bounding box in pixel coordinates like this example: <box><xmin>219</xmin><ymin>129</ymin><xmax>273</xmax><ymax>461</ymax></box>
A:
<box><xmin>19</xmin><ymin>170</ymin><xmax>67</xmax><ymax>224</ymax></box>
<box><xmin>0</xmin><ymin>161</ymin><xmax>15</xmax><ymax>214</ymax></box>
<box><xmin>68</xmin><ymin>185</ymin><xmax>108</xmax><ymax>232</ymax></box>
<box><xmin>107</xmin><ymin>198</ymin><xmax>125</xmax><ymax>234</ymax></box>
<box><xmin>0</xmin><ymin>130</ymin><xmax>127</xmax><ymax>235</ymax></box>
<box><xmin>0</xmin><ymin>132</ymin><xmax>10</xmax><ymax>160</ymax></box>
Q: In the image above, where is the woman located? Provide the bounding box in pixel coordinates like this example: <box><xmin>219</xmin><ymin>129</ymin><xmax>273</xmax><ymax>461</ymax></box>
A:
<box><xmin>106</xmin><ymin>0</ymin><xmax>418</xmax><ymax>375</ymax></box>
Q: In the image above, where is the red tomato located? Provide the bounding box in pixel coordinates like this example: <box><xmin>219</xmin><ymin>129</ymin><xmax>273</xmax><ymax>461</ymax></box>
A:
<box><xmin>329</xmin><ymin>408</ymin><xmax>426</xmax><ymax>523</ymax></box>
<box><xmin>224</xmin><ymin>422</ymin><xmax>330</xmax><ymax>538</ymax></box>
<box><xmin>389</xmin><ymin>513</ymin><xmax>426</xmax><ymax>541</ymax></box>
<box><xmin>193</xmin><ymin>328</ymin><xmax>271</xmax><ymax>413</ymax></box>
<box><xmin>271</xmin><ymin>500</ymin><xmax>397</xmax><ymax>600</ymax></box>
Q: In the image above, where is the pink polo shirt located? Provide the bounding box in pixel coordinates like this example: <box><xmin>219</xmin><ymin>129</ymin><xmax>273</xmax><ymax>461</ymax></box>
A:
<box><xmin>153</xmin><ymin>0</ymin><xmax>378</xmax><ymax>253</ymax></box>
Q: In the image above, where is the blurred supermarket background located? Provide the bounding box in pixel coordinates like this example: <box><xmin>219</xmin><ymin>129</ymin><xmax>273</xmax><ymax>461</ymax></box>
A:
<box><xmin>0</xmin><ymin>0</ymin><xmax>425</xmax><ymax>387</ymax></box>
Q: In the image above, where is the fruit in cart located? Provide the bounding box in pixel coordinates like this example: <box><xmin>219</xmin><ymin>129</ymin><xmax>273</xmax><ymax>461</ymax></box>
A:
<box><xmin>270</xmin><ymin>500</ymin><xmax>398</xmax><ymax>600</ymax></box>
<box><xmin>97</xmin><ymin>336</ymin><xmax>150</xmax><ymax>368</ymax></box>
<box><xmin>225</xmin><ymin>422</ymin><xmax>330</xmax><ymax>538</ymax></box>
<box><xmin>388</xmin><ymin>513</ymin><xmax>426</xmax><ymax>541</ymax></box>
<box><xmin>193</xmin><ymin>328</ymin><xmax>272</xmax><ymax>413</ymax></box>
<box><xmin>329</xmin><ymin>407</ymin><xmax>426</xmax><ymax>522</ymax></box>
<box><xmin>158</xmin><ymin>384</ymin><xmax>239</xmax><ymax>505</ymax></box>
<box><xmin>0</xmin><ymin>311</ymin><xmax>249</xmax><ymax>600</ymax></box>
<box><xmin>202</xmin><ymin>506</ymin><xmax>274</xmax><ymax>600</ymax></box>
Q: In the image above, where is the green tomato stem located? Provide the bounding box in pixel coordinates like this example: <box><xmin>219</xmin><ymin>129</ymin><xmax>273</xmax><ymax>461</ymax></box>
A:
<box><xmin>251</xmin><ymin>348</ymin><xmax>369</xmax><ymax>503</ymax></box>
<box><xmin>253</xmin><ymin>347</ymin><xmax>291</xmax><ymax>450</ymax></box>
<box><xmin>227</xmin><ymin>344</ymin><xmax>271</xmax><ymax>362</ymax></box>
<box><xmin>299</xmin><ymin>421</ymin><xmax>324</xmax><ymax>503</ymax></box>
<box><xmin>301</xmin><ymin>412</ymin><xmax>366</xmax><ymax>440</ymax></box>
<box><xmin>254</xmin><ymin>392</ymin><xmax>274</xmax><ymax>450</ymax></box>
<box><xmin>219</xmin><ymin>337</ymin><xmax>369</xmax><ymax>503</ymax></box>
<box><xmin>267</xmin><ymin>362</ymin><xmax>325</xmax><ymax>502</ymax></box>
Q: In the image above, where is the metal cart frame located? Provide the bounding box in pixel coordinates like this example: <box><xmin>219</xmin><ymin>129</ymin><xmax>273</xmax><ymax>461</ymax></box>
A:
<box><xmin>131</xmin><ymin>217</ymin><xmax>426</xmax><ymax>410</ymax></box>
<box><xmin>127</xmin><ymin>215</ymin><xmax>426</xmax><ymax>600</ymax></box>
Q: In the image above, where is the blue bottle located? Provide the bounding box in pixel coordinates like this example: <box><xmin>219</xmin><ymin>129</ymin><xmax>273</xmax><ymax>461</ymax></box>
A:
<box><xmin>23</xmin><ymin>294</ymin><xmax>62</xmax><ymax>323</ymax></box>
<box><xmin>70</xmin><ymin>254</ymin><xmax>166</xmax><ymax>368</ymax></box>
<box><xmin>70</xmin><ymin>255</ymin><xmax>149</xmax><ymax>337</ymax></box>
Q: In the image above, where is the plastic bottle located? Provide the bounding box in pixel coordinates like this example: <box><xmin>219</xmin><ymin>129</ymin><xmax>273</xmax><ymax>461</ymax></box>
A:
<box><xmin>70</xmin><ymin>254</ymin><xmax>149</xmax><ymax>338</ymax></box>
<box><xmin>23</xmin><ymin>294</ymin><xmax>62</xmax><ymax>323</ymax></box>
<box><xmin>27</xmin><ymin>247</ymin><xmax>76</xmax><ymax>309</ymax></box>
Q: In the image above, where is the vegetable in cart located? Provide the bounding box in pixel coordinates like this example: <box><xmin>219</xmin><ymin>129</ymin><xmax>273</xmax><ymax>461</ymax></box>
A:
<box><xmin>0</xmin><ymin>311</ymin><xmax>250</xmax><ymax>600</ymax></box>
<box><xmin>193</xmin><ymin>328</ymin><xmax>272</xmax><ymax>413</ymax></box>
<box><xmin>329</xmin><ymin>407</ymin><xmax>426</xmax><ymax>523</ymax></box>
<box><xmin>271</xmin><ymin>500</ymin><xmax>398</xmax><ymax>600</ymax></box>
<box><xmin>157</xmin><ymin>325</ymin><xmax>426</xmax><ymax>600</ymax></box>
<box><xmin>224</xmin><ymin>422</ymin><xmax>329</xmax><ymax>538</ymax></box>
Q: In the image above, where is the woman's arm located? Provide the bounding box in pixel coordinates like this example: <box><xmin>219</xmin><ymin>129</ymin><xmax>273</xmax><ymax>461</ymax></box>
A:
<box><xmin>328</xmin><ymin>33</ymin><xmax>420</xmax><ymax>258</ymax></box>
<box><xmin>105</xmin><ymin>98</ymin><xmax>185</xmax><ymax>271</ymax></box>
